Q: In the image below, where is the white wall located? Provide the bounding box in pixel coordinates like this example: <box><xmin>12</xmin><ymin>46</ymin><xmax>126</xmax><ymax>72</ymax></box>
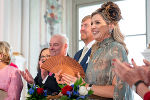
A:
<box><xmin>29</xmin><ymin>0</ymin><xmax>41</xmax><ymax>78</ymax></box>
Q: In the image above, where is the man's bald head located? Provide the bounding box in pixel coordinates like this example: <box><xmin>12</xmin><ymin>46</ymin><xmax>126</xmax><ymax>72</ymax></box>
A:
<box><xmin>49</xmin><ymin>34</ymin><xmax>68</xmax><ymax>56</ymax></box>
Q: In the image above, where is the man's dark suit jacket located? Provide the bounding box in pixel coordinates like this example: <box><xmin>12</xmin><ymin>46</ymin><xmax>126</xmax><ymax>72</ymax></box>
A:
<box><xmin>33</xmin><ymin>70</ymin><xmax>60</xmax><ymax>95</ymax></box>
<box><xmin>74</xmin><ymin>48</ymin><xmax>91</xmax><ymax>72</ymax></box>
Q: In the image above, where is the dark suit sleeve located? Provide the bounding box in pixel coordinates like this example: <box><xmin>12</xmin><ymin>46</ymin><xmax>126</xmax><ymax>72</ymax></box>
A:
<box><xmin>34</xmin><ymin>70</ymin><xmax>43</xmax><ymax>87</ymax></box>
<box><xmin>44</xmin><ymin>74</ymin><xmax>60</xmax><ymax>94</ymax></box>
<box><xmin>33</xmin><ymin>70</ymin><xmax>60</xmax><ymax>95</ymax></box>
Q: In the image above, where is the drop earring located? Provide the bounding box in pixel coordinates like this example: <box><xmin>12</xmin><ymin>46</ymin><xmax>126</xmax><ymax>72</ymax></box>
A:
<box><xmin>109</xmin><ymin>29</ymin><xmax>112</xmax><ymax>34</ymax></box>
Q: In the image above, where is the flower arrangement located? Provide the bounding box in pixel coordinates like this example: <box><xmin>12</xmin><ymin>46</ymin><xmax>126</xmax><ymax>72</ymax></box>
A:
<box><xmin>59</xmin><ymin>78</ymin><xmax>93</xmax><ymax>100</ymax></box>
<box><xmin>144</xmin><ymin>91</ymin><xmax>150</xmax><ymax>100</ymax></box>
<box><xmin>44</xmin><ymin>0</ymin><xmax>62</xmax><ymax>25</ymax></box>
<box><xmin>26</xmin><ymin>84</ymin><xmax>47</xmax><ymax>100</ymax></box>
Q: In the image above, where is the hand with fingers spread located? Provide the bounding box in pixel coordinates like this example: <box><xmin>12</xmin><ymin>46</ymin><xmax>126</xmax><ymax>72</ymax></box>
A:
<box><xmin>54</xmin><ymin>70</ymin><xmax>64</xmax><ymax>84</ymax></box>
<box><xmin>131</xmin><ymin>59</ymin><xmax>150</xmax><ymax>85</ymax></box>
<box><xmin>113</xmin><ymin>59</ymin><xmax>143</xmax><ymax>87</ymax></box>
<box><xmin>113</xmin><ymin>58</ymin><xmax>150</xmax><ymax>99</ymax></box>
<box><xmin>19</xmin><ymin>68</ymin><xmax>34</xmax><ymax>84</ymax></box>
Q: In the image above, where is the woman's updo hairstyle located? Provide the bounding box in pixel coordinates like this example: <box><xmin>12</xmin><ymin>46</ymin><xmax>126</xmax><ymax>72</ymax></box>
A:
<box><xmin>91</xmin><ymin>1</ymin><xmax>128</xmax><ymax>54</ymax></box>
<box><xmin>91</xmin><ymin>1</ymin><xmax>122</xmax><ymax>25</ymax></box>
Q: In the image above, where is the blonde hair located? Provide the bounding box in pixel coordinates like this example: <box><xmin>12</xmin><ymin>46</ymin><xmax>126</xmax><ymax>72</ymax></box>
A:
<box><xmin>0</xmin><ymin>41</ymin><xmax>11</xmax><ymax>64</ymax></box>
<box><xmin>91</xmin><ymin>1</ymin><xmax>128</xmax><ymax>54</ymax></box>
<box><xmin>112</xmin><ymin>24</ymin><xmax>128</xmax><ymax>54</ymax></box>
<box><xmin>82</xmin><ymin>15</ymin><xmax>91</xmax><ymax>23</ymax></box>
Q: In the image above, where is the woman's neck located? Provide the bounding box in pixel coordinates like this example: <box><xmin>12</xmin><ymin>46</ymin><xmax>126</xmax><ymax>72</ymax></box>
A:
<box><xmin>0</xmin><ymin>62</ymin><xmax>7</xmax><ymax>69</ymax></box>
<box><xmin>97</xmin><ymin>34</ymin><xmax>111</xmax><ymax>43</ymax></box>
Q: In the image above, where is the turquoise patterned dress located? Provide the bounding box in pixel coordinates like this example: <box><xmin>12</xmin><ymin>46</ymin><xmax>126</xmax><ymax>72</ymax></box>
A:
<box><xmin>85</xmin><ymin>37</ymin><xmax>133</xmax><ymax>100</ymax></box>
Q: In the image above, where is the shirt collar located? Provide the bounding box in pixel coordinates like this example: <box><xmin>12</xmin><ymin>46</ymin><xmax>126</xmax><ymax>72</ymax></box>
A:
<box><xmin>86</xmin><ymin>40</ymin><xmax>95</xmax><ymax>49</ymax></box>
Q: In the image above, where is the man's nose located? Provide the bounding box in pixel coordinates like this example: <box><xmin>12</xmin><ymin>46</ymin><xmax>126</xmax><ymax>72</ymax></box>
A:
<box><xmin>50</xmin><ymin>45</ymin><xmax>54</xmax><ymax>50</ymax></box>
<box><xmin>81</xmin><ymin>26</ymin><xmax>85</xmax><ymax>31</ymax></box>
<box><xmin>50</xmin><ymin>47</ymin><xmax>55</xmax><ymax>51</ymax></box>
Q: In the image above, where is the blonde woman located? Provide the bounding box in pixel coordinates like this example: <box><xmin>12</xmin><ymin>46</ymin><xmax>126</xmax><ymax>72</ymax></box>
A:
<box><xmin>0</xmin><ymin>41</ymin><xmax>23</xmax><ymax>100</ymax></box>
<box><xmin>61</xmin><ymin>1</ymin><xmax>133</xmax><ymax>100</ymax></box>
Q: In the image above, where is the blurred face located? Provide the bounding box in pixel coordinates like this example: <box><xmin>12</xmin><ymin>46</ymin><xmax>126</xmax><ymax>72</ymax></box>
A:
<box><xmin>39</xmin><ymin>49</ymin><xmax>50</xmax><ymax>66</ymax></box>
<box><xmin>91</xmin><ymin>14</ymin><xmax>110</xmax><ymax>42</ymax></box>
<box><xmin>80</xmin><ymin>18</ymin><xmax>94</xmax><ymax>43</ymax></box>
<box><xmin>49</xmin><ymin>36</ymin><xmax>67</xmax><ymax>56</ymax></box>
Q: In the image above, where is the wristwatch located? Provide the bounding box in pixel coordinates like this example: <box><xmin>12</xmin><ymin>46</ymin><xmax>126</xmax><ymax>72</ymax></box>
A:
<box><xmin>132</xmin><ymin>80</ymin><xmax>146</xmax><ymax>92</ymax></box>
<box><xmin>87</xmin><ymin>84</ymin><xmax>93</xmax><ymax>90</ymax></box>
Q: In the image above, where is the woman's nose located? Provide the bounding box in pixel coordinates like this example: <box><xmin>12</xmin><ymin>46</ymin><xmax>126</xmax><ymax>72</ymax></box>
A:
<box><xmin>91</xmin><ymin>24</ymin><xmax>96</xmax><ymax>29</ymax></box>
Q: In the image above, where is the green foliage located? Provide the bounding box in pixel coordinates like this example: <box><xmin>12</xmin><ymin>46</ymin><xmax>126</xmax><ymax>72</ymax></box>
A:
<box><xmin>26</xmin><ymin>85</ymin><xmax>47</xmax><ymax>100</ymax></box>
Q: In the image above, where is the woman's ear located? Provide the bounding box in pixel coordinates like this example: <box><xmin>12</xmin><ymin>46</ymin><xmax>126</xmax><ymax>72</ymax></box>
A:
<box><xmin>108</xmin><ymin>24</ymin><xmax>114</xmax><ymax>30</ymax></box>
<box><xmin>0</xmin><ymin>54</ymin><xmax>3</xmax><ymax>60</ymax></box>
<box><xmin>108</xmin><ymin>24</ymin><xmax>114</xmax><ymax>34</ymax></box>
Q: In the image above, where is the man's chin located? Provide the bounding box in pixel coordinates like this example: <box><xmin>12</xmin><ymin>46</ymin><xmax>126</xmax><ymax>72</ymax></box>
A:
<box><xmin>81</xmin><ymin>37</ymin><xmax>86</xmax><ymax>40</ymax></box>
<box><xmin>50</xmin><ymin>52</ymin><xmax>56</xmax><ymax>56</ymax></box>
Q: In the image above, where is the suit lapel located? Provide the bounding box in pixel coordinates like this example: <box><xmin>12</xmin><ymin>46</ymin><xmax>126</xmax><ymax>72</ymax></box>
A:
<box><xmin>80</xmin><ymin>48</ymin><xmax>91</xmax><ymax>65</ymax></box>
<box><xmin>76</xmin><ymin>49</ymin><xmax>83</xmax><ymax>61</ymax></box>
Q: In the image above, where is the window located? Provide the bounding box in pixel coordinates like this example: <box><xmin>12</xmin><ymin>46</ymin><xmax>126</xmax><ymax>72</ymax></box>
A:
<box><xmin>78</xmin><ymin>0</ymin><xmax>146</xmax><ymax>65</ymax></box>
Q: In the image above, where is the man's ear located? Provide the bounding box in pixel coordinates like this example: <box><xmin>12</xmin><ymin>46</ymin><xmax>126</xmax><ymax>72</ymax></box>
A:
<box><xmin>64</xmin><ymin>43</ymin><xmax>68</xmax><ymax>49</ymax></box>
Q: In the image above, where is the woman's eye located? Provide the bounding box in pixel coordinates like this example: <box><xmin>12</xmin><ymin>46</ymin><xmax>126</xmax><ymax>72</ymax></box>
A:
<box><xmin>42</xmin><ymin>60</ymin><xmax>46</xmax><ymax>63</ymax></box>
<box><xmin>96</xmin><ymin>21</ymin><xmax>100</xmax><ymax>24</ymax></box>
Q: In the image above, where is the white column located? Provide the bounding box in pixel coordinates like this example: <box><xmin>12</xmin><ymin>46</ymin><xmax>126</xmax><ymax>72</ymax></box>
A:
<box><xmin>21</xmin><ymin>0</ymin><xmax>30</xmax><ymax>68</ymax></box>
<box><xmin>147</xmin><ymin>0</ymin><xmax>150</xmax><ymax>45</ymax></box>
<box><xmin>62</xmin><ymin>0</ymin><xmax>75</xmax><ymax>57</ymax></box>
<box><xmin>2</xmin><ymin>0</ymin><xmax>22</xmax><ymax>52</ymax></box>
<box><xmin>9</xmin><ymin>0</ymin><xmax>22</xmax><ymax>52</ymax></box>
<box><xmin>3</xmin><ymin>0</ymin><xmax>11</xmax><ymax>42</ymax></box>
<box><xmin>0</xmin><ymin>0</ymin><xmax>4</xmax><ymax>40</ymax></box>
<box><xmin>29</xmin><ymin>0</ymin><xmax>40</xmax><ymax>78</ymax></box>
<box><xmin>40</xmin><ymin>0</ymin><xmax>47</xmax><ymax>47</ymax></box>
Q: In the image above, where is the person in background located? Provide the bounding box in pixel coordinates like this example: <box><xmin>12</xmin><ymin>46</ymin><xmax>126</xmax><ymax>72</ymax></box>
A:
<box><xmin>20</xmin><ymin>48</ymin><xmax>60</xmax><ymax>95</ymax></box>
<box><xmin>113</xmin><ymin>58</ymin><xmax>150</xmax><ymax>100</ymax></box>
<box><xmin>3</xmin><ymin>41</ymin><xmax>18</xmax><ymax>68</ymax></box>
<box><xmin>61</xmin><ymin>1</ymin><xmax>133</xmax><ymax>99</ymax></box>
<box><xmin>20</xmin><ymin>34</ymin><xmax>69</xmax><ymax>95</ymax></box>
<box><xmin>74</xmin><ymin>15</ymin><xmax>95</xmax><ymax>72</ymax></box>
<box><xmin>0</xmin><ymin>41</ymin><xmax>23</xmax><ymax>100</ymax></box>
